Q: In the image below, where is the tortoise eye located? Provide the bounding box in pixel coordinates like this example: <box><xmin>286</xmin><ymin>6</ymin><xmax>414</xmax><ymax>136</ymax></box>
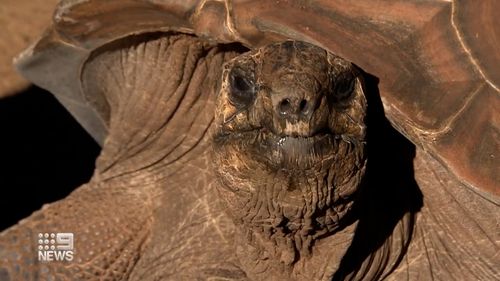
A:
<box><xmin>228</xmin><ymin>69</ymin><xmax>256</xmax><ymax>108</ymax></box>
<box><xmin>332</xmin><ymin>72</ymin><xmax>356</xmax><ymax>102</ymax></box>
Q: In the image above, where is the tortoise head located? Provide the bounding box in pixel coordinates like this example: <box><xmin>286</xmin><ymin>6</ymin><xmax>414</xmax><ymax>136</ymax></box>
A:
<box><xmin>212</xmin><ymin>40</ymin><xmax>367</xmax><ymax>262</ymax></box>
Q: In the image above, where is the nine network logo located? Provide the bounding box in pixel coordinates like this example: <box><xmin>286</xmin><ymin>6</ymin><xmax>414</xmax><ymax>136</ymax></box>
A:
<box><xmin>37</xmin><ymin>233</ymin><xmax>74</xmax><ymax>262</ymax></box>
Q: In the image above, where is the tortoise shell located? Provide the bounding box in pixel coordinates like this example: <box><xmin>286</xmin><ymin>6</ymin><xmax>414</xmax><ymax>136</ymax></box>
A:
<box><xmin>16</xmin><ymin>0</ymin><xmax>498</xmax><ymax>198</ymax></box>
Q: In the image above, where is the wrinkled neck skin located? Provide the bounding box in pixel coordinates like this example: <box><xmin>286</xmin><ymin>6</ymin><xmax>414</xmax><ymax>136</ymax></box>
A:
<box><xmin>82</xmin><ymin>33</ymin><xmax>238</xmax><ymax>184</ymax></box>
<box><xmin>213</xmin><ymin>137</ymin><xmax>366</xmax><ymax>278</ymax></box>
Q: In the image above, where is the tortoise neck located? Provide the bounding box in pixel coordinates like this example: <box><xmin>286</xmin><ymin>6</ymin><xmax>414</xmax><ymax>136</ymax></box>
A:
<box><xmin>80</xmin><ymin>33</ymin><xmax>241</xmax><ymax>182</ymax></box>
<box><xmin>213</xmin><ymin>161</ymin><xmax>364</xmax><ymax>278</ymax></box>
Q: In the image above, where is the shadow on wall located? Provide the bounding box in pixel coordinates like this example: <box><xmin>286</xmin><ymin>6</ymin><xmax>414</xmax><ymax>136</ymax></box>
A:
<box><xmin>333</xmin><ymin>72</ymin><xmax>424</xmax><ymax>280</ymax></box>
<box><xmin>0</xmin><ymin>86</ymin><xmax>101</xmax><ymax>231</ymax></box>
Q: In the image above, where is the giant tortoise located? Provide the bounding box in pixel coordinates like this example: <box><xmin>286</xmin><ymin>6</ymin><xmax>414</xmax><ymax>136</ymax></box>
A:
<box><xmin>0</xmin><ymin>0</ymin><xmax>498</xmax><ymax>280</ymax></box>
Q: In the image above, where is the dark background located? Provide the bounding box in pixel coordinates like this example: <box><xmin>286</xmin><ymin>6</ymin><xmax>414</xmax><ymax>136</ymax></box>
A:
<box><xmin>0</xmin><ymin>86</ymin><xmax>101</xmax><ymax>231</ymax></box>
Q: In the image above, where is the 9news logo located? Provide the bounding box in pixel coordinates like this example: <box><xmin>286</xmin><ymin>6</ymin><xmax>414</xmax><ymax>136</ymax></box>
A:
<box><xmin>37</xmin><ymin>233</ymin><xmax>74</xmax><ymax>262</ymax></box>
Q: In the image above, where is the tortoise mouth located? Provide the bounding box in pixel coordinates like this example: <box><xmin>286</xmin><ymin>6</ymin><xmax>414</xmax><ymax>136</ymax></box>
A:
<box><xmin>258</xmin><ymin>128</ymin><xmax>338</xmax><ymax>169</ymax></box>
<box><xmin>215</xmin><ymin>127</ymin><xmax>340</xmax><ymax>170</ymax></box>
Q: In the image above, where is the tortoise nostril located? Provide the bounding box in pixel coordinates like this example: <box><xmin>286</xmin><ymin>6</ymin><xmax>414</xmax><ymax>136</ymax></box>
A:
<box><xmin>299</xmin><ymin>99</ymin><xmax>308</xmax><ymax>113</ymax></box>
<box><xmin>278</xmin><ymin>98</ymin><xmax>312</xmax><ymax>118</ymax></box>
<box><xmin>279</xmin><ymin>99</ymin><xmax>292</xmax><ymax>115</ymax></box>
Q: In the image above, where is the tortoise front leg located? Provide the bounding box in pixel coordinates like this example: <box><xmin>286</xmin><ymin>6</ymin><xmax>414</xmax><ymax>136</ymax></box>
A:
<box><xmin>0</xmin><ymin>33</ymin><xmax>242</xmax><ymax>281</ymax></box>
<box><xmin>0</xmin><ymin>181</ymin><xmax>153</xmax><ymax>280</ymax></box>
